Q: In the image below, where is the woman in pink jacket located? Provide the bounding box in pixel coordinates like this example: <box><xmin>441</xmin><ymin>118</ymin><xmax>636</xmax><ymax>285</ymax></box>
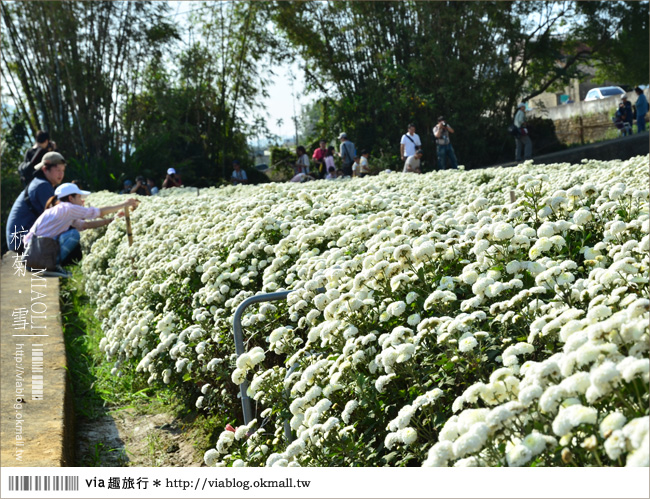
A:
<box><xmin>24</xmin><ymin>183</ymin><xmax>138</xmax><ymax>275</ymax></box>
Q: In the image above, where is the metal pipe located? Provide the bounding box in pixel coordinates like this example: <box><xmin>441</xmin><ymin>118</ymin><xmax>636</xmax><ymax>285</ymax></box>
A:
<box><xmin>232</xmin><ymin>290</ymin><xmax>292</xmax><ymax>425</ymax></box>
<box><xmin>231</xmin><ymin>287</ymin><xmax>325</xmax><ymax>428</ymax></box>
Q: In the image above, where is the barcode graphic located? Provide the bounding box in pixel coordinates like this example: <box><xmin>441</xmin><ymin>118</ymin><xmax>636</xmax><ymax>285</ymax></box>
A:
<box><xmin>8</xmin><ymin>476</ymin><xmax>79</xmax><ymax>491</ymax></box>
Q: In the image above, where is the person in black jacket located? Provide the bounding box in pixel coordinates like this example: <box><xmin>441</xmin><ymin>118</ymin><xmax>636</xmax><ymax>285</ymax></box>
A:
<box><xmin>621</xmin><ymin>96</ymin><xmax>634</xmax><ymax>131</ymax></box>
<box><xmin>20</xmin><ymin>130</ymin><xmax>57</xmax><ymax>186</ymax></box>
<box><xmin>7</xmin><ymin>151</ymin><xmax>66</xmax><ymax>252</ymax></box>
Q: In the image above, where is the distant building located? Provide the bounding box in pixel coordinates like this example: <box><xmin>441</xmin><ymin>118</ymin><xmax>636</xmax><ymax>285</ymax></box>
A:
<box><xmin>531</xmin><ymin>64</ymin><xmax>627</xmax><ymax>109</ymax></box>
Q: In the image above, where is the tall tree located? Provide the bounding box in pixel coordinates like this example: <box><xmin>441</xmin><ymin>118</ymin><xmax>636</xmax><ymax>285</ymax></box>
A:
<box><xmin>272</xmin><ymin>1</ymin><xmax>647</xmax><ymax>168</ymax></box>
<box><xmin>190</xmin><ymin>1</ymin><xmax>289</xmax><ymax>177</ymax></box>
<box><xmin>1</xmin><ymin>1</ymin><xmax>178</xmax><ymax>186</ymax></box>
<box><xmin>582</xmin><ymin>1</ymin><xmax>650</xmax><ymax>85</ymax></box>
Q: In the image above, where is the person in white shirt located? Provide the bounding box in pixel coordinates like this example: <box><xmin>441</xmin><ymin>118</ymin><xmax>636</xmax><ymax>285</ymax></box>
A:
<box><xmin>403</xmin><ymin>150</ymin><xmax>423</xmax><ymax>173</ymax></box>
<box><xmin>359</xmin><ymin>150</ymin><xmax>371</xmax><ymax>177</ymax></box>
<box><xmin>351</xmin><ymin>156</ymin><xmax>361</xmax><ymax>177</ymax></box>
<box><xmin>400</xmin><ymin>124</ymin><xmax>421</xmax><ymax>161</ymax></box>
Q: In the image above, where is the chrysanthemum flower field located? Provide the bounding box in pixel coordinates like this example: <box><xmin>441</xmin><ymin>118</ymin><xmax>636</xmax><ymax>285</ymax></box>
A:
<box><xmin>81</xmin><ymin>157</ymin><xmax>649</xmax><ymax>467</ymax></box>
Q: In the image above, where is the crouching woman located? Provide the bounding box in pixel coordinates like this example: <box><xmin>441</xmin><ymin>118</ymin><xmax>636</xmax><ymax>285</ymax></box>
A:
<box><xmin>23</xmin><ymin>183</ymin><xmax>138</xmax><ymax>272</ymax></box>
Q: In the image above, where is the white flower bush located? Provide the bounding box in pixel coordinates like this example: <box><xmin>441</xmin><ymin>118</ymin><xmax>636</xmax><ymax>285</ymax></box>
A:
<box><xmin>81</xmin><ymin>156</ymin><xmax>649</xmax><ymax>467</ymax></box>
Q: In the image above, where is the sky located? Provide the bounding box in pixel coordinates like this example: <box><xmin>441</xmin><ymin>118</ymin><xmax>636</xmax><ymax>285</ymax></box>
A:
<box><xmin>168</xmin><ymin>1</ymin><xmax>308</xmax><ymax>142</ymax></box>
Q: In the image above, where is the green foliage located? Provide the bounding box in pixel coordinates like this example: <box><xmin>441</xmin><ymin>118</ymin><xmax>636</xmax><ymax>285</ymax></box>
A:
<box><xmin>1</xmin><ymin>115</ymin><xmax>28</xmax><ymax>252</ymax></box>
<box><xmin>268</xmin><ymin>146</ymin><xmax>297</xmax><ymax>181</ymax></box>
<box><xmin>1</xmin><ymin>1</ymin><xmax>285</xmax><ymax>197</ymax></box>
<box><xmin>526</xmin><ymin>117</ymin><xmax>566</xmax><ymax>156</ymax></box>
<box><xmin>580</xmin><ymin>1</ymin><xmax>649</xmax><ymax>86</ymax></box>
<box><xmin>272</xmin><ymin>1</ymin><xmax>647</xmax><ymax>169</ymax></box>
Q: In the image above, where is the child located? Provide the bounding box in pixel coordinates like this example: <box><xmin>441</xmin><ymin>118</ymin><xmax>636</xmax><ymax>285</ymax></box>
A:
<box><xmin>359</xmin><ymin>150</ymin><xmax>370</xmax><ymax>177</ymax></box>
<box><xmin>351</xmin><ymin>156</ymin><xmax>361</xmax><ymax>177</ymax></box>
<box><xmin>324</xmin><ymin>146</ymin><xmax>336</xmax><ymax>173</ymax></box>
<box><xmin>325</xmin><ymin>166</ymin><xmax>336</xmax><ymax>180</ymax></box>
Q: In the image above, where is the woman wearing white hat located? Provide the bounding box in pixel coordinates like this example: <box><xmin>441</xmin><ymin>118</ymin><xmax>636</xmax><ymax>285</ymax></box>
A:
<box><xmin>23</xmin><ymin>183</ymin><xmax>138</xmax><ymax>275</ymax></box>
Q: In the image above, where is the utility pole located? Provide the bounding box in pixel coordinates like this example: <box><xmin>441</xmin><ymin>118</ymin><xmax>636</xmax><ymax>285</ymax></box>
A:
<box><xmin>290</xmin><ymin>73</ymin><xmax>299</xmax><ymax>146</ymax></box>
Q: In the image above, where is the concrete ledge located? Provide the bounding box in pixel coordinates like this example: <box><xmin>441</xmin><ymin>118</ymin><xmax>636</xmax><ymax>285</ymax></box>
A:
<box><xmin>0</xmin><ymin>252</ymin><xmax>74</xmax><ymax>466</ymax></box>
<box><xmin>485</xmin><ymin>131</ymin><xmax>649</xmax><ymax>170</ymax></box>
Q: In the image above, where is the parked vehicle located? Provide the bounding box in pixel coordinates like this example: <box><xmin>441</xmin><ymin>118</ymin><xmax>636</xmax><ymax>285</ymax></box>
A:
<box><xmin>584</xmin><ymin>86</ymin><xmax>626</xmax><ymax>101</ymax></box>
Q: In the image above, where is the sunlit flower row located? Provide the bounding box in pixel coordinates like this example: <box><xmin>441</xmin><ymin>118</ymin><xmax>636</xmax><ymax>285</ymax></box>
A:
<box><xmin>81</xmin><ymin>156</ymin><xmax>649</xmax><ymax>467</ymax></box>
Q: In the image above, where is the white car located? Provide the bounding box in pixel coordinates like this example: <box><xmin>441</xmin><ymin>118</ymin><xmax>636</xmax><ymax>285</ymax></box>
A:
<box><xmin>584</xmin><ymin>86</ymin><xmax>626</xmax><ymax>101</ymax></box>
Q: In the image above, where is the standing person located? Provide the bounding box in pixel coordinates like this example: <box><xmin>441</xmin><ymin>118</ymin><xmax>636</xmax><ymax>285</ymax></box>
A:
<box><xmin>399</xmin><ymin>124</ymin><xmax>421</xmax><ymax>162</ymax></box>
<box><xmin>621</xmin><ymin>95</ymin><xmax>634</xmax><ymax>132</ymax></box>
<box><xmin>324</xmin><ymin>146</ymin><xmax>336</xmax><ymax>174</ymax></box>
<box><xmin>23</xmin><ymin>183</ymin><xmax>138</xmax><ymax>276</ymax></box>
<box><xmin>231</xmin><ymin>160</ymin><xmax>248</xmax><ymax>185</ymax></box>
<box><xmin>6</xmin><ymin>152</ymin><xmax>66</xmax><ymax>253</ymax></box>
<box><xmin>338</xmin><ymin>133</ymin><xmax>356</xmax><ymax>176</ymax></box>
<box><xmin>294</xmin><ymin>146</ymin><xmax>310</xmax><ymax>175</ymax></box>
<box><xmin>312</xmin><ymin>140</ymin><xmax>328</xmax><ymax>178</ymax></box>
<box><xmin>634</xmin><ymin>87</ymin><xmax>648</xmax><ymax>133</ymax></box>
<box><xmin>19</xmin><ymin>130</ymin><xmax>57</xmax><ymax>187</ymax></box>
<box><xmin>403</xmin><ymin>150</ymin><xmax>423</xmax><ymax>173</ymax></box>
<box><xmin>359</xmin><ymin>150</ymin><xmax>371</xmax><ymax>177</ymax></box>
<box><xmin>163</xmin><ymin>168</ymin><xmax>182</xmax><ymax>189</ymax></box>
<box><xmin>513</xmin><ymin>104</ymin><xmax>532</xmax><ymax>162</ymax></box>
<box><xmin>433</xmin><ymin>116</ymin><xmax>459</xmax><ymax>170</ymax></box>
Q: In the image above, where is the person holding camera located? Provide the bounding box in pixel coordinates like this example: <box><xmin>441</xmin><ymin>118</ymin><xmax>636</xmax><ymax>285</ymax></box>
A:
<box><xmin>514</xmin><ymin>103</ymin><xmax>532</xmax><ymax>162</ymax></box>
<box><xmin>163</xmin><ymin>167</ymin><xmax>182</xmax><ymax>189</ymax></box>
<box><xmin>130</xmin><ymin>175</ymin><xmax>151</xmax><ymax>196</ymax></box>
<box><xmin>433</xmin><ymin>116</ymin><xmax>458</xmax><ymax>170</ymax></box>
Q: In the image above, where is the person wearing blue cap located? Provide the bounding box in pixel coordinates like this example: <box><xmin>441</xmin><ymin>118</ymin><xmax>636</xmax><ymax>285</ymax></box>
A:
<box><xmin>120</xmin><ymin>179</ymin><xmax>133</xmax><ymax>194</ymax></box>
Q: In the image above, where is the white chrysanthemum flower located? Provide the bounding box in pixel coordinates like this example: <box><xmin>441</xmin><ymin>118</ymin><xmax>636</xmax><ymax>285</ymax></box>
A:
<box><xmin>204</xmin><ymin>449</ymin><xmax>220</xmax><ymax>466</ymax></box>
<box><xmin>600</xmin><ymin>412</ymin><xmax>627</xmax><ymax>438</ymax></box>
<box><xmin>459</xmin><ymin>335</ymin><xmax>478</xmax><ymax>353</ymax></box>
<box><xmin>400</xmin><ymin>427</ymin><xmax>418</xmax><ymax>445</ymax></box>
<box><xmin>573</xmin><ymin>209</ymin><xmax>592</xmax><ymax>225</ymax></box>
<box><xmin>493</xmin><ymin>222</ymin><xmax>515</xmax><ymax>241</ymax></box>
<box><xmin>407</xmin><ymin>313</ymin><xmax>421</xmax><ymax>326</ymax></box>
<box><xmin>552</xmin><ymin>404</ymin><xmax>598</xmax><ymax>436</ymax></box>
<box><xmin>387</xmin><ymin>301</ymin><xmax>407</xmax><ymax>317</ymax></box>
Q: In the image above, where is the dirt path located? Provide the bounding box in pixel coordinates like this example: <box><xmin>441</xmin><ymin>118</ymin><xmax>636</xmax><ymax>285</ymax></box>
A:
<box><xmin>75</xmin><ymin>408</ymin><xmax>202</xmax><ymax>467</ymax></box>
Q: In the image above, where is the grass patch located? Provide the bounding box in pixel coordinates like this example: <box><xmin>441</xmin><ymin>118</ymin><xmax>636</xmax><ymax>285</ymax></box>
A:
<box><xmin>59</xmin><ymin>264</ymin><xmax>225</xmax><ymax>465</ymax></box>
<box><xmin>60</xmin><ymin>265</ymin><xmax>162</xmax><ymax>418</ymax></box>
